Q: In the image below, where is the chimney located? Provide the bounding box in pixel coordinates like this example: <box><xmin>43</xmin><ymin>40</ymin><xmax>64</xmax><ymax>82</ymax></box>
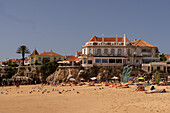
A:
<box><xmin>124</xmin><ymin>34</ymin><xmax>126</xmax><ymax>46</ymax></box>
<box><xmin>102</xmin><ymin>34</ymin><xmax>104</xmax><ymax>45</ymax></box>
<box><xmin>50</xmin><ymin>50</ymin><xmax>53</xmax><ymax>56</ymax></box>
<box><xmin>116</xmin><ymin>34</ymin><xmax>118</xmax><ymax>45</ymax></box>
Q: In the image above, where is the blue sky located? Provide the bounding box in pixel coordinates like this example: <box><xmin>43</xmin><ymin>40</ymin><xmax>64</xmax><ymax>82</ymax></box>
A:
<box><xmin>0</xmin><ymin>0</ymin><xmax>170</xmax><ymax>60</ymax></box>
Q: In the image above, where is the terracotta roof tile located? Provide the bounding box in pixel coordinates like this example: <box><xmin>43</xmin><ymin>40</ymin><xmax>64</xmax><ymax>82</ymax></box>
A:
<box><xmin>164</xmin><ymin>54</ymin><xmax>170</xmax><ymax>60</ymax></box>
<box><xmin>130</xmin><ymin>39</ymin><xmax>156</xmax><ymax>47</ymax></box>
<box><xmin>30</xmin><ymin>49</ymin><xmax>39</xmax><ymax>56</ymax></box>
<box><xmin>77</xmin><ymin>51</ymin><xmax>82</xmax><ymax>55</ymax></box>
<box><xmin>87</xmin><ymin>36</ymin><xmax>130</xmax><ymax>43</ymax></box>
<box><xmin>65</xmin><ymin>55</ymin><xmax>80</xmax><ymax>62</ymax></box>
<box><xmin>40</xmin><ymin>51</ymin><xmax>62</xmax><ymax>57</ymax></box>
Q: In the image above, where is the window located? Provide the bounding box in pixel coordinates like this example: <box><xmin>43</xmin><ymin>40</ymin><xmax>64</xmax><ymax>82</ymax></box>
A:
<box><xmin>48</xmin><ymin>57</ymin><xmax>50</xmax><ymax>61</ymax></box>
<box><xmin>88</xmin><ymin>60</ymin><xmax>92</xmax><ymax>64</ymax></box>
<box><xmin>83</xmin><ymin>58</ymin><xmax>86</xmax><ymax>64</ymax></box>
<box><xmin>109</xmin><ymin>59</ymin><xmax>115</xmax><ymax>63</ymax></box>
<box><xmin>118</xmin><ymin>49</ymin><xmax>122</xmax><ymax>56</ymax></box>
<box><xmin>84</xmin><ymin>49</ymin><xmax>86</xmax><ymax>54</ymax></box>
<box><xmin>148</xmin><ymin>67</ymin><xmax>150</xmax><ymax>72</ymax></box>
<box><xmin>31</xmin><ymin>57</ymin><xmax>34</xmax><ymax>61</ymax></box>
<box><xmin>111</xmin><ymin>49</ymin><xmax>115</xmax><ymax>55</ymax></box>
<box><xmin>127</xmin><ymin>49</ymin><xmax>131</xmax><ymax>55</ymax></box>
<box><xmin>59</xmin><ymin>57</ymin><xmax>61</xmax><ymax>60</ymax></box>
<box><xmin>151</xmin><ymin>67</ymin><xmax>153</xmax><ymax>72</ymax></box>
<box><xmin>167</xmin><ymin>67</ymin><xmax>170</xmax><ymax>73</ymax></box>
<box><xmin>136</xmin><ymin>60</ymin><xmax>139</xmax><ymax>63</ymax></box>
<box><xmin>164</xmin><ymin>67</ymin><xmax>166</xmax><ymax>73</ymax></box>
<box><xmin>39</xmin><ymin>57</ymin><xmax>41</xmax><ymax>61</ymax></box>
<box><xmin>116</xmin><ymin>59</ymin><xmax>122</xmax><ymax>63</ymax></box>
<box><xmin>157</xmin><ymin>66</ymin><xmax>160</xmax><ymax>70</ymax></box>
<box><xmin>104</xmin><ymin>49</ymin><xmax>108</xmax><ymax>55</ymax></box>
<box><xmin>89</xmin><ymin>49</ymin><xmax>91</xmax><ymax>54</ymax></box>
<box><xmin>102</xmin><ymin>59</ymin><xmax>108</xmax><ymax>63</ymax></box>
<box><xmin>54</xmin><ymin>58</ymin><xmax>56</xmax><ymax>61</ymax></box>
<box><xmin>142</xmin><ymin>49</ymin><xmax>151</xmax><ymax>52</ymax></box>
<box><xmin>97</xmin><ymin>49</ymin><xmax>101</xmax><ymax>55</ymax></box>
<box><xmin>95</xmin><ymin>59</ymin><xmax>101</xmax><ymax>63</ymax></box>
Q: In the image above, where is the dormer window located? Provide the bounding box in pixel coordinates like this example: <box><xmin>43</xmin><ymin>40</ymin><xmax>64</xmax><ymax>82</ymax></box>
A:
<box><xmin>118</xmin><ymin>42</ymin><xmax>122</xmax><ymax>45</ymax></box>
<box><xmin>111</xmin><ymin>43</ymin><xmax>114</xmax><ymax>45</ymax></box>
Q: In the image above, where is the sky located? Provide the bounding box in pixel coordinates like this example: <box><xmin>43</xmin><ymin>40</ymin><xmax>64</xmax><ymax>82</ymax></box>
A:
<box><xmin>0</xmin><ymin>0</ymin><xmax>170</xmax><ymax>60</ymax></box>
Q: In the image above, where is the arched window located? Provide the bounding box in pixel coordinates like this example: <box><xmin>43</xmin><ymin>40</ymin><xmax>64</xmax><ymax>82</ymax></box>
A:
<box><xmin>111</xmin><ymin>49</ymin><xmax>115</xmax><ymax>55</ymax></box>
<box><xmin>118</xmin><ymin>49</ymin><xmax>122</xmax><ymax>56</ymax></box>
<box><xmin>104</xmin><ymin>49</ymin><xmax>108</xmax><ymax>55</ymax></box>
<box><xmin>97</xmin><ymin>49</ymin><xmax>101</xmax><ymax>55</ymax></box>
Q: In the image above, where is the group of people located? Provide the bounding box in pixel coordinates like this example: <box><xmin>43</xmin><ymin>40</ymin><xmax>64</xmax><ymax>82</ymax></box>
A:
<box><xmin>136</xmin><ymin>84</ymin><xmax>167</xmax><ymax>94</ymax></box>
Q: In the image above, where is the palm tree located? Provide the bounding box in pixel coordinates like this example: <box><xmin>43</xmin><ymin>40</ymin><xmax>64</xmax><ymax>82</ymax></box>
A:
<box><xmin>16</xmin><ymin>45</ymin><xmax>30</xmax><ymax>66</ymax></box>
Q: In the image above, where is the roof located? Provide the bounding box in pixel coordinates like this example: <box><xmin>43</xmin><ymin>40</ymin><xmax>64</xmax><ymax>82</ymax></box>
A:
<box><xmin>164</xmin><ymin>54</ymin><xmax>170</xmax><ymax>60</ymax></box>
<box><xmin>8</xmin><ymin>59</ymin><xmax>17</xmax><ymax>62</ymax></box>
<box><xmin>130</xmin><ymin>39</ymin><xmax>156</xmax><ymax>48</ymax></box>
<box><xmin>87</xmin><ymin>36</ymin><xmax>130</xmax><ymax>43</ymax></box>
<box><xmin>76</xmin><ymin>51</ymin><xmax>82</xmax><ymax>55</ymax></box>
<box><xmin>40</xmin><ymin>51</ymin><xmax>63</xmax><ymax>57</ymax></box>
<box><xmin>65</xmin><ymin>55</ymin><xmax>80</xmax><ymax>62</ymax></box>
<box><xmin>30</xmin><ymin>49</ymin><xmax>39</xmax><ymax>56</ymax></box>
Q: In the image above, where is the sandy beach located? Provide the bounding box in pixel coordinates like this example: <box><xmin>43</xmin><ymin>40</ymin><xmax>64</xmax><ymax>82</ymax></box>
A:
<box><xmin>0</xmin><ymin>84</ymin><xmax>170</xmax><ymax>113</ymax></box>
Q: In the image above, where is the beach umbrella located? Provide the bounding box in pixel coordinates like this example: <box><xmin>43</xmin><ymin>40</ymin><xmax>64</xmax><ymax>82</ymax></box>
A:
<box><xmin>138</xmin><ymin>77</ymin><xmax>144</xmax><ymax>80</ymax></box>
<box><xmin>80</xmin><ymin>78</ymin><xmax>85</xmax><ymax>81</ymax></box>
<box><xmin>111</xmin><ymin>76</ymin><xmax>118</xmax><ymax>80</ymax></box>
<box><xmin>69</xmin><ymin>78</ymin><xmax>75</xmax><ymax>81</ymax></box>
<box><xmin>90</xmin><ymin>77</ymin><xmax>97</xmax><ymax>81</ymax></box>
<box><xmin>129</xmin><ymin>77</ymin><xmax>133</xmax><ymax>79</ymax></box>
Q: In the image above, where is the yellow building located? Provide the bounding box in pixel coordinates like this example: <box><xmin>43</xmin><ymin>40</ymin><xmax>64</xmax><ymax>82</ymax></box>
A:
<box><xmin>30</xmin><ymin>49</ymin><xmax>64</xmax><ymax>65</ymax></box>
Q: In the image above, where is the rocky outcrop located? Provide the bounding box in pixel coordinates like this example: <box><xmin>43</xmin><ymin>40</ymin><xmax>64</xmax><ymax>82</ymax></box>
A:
<box><xmin>46</xmin><ymin>67</ymin><xmax>128</xmax><ymax>82</ymax></box>
<box><xmin>13</xmin><ymin>66</ymin><xmax>42</xmax><ymax>82</ymax></box>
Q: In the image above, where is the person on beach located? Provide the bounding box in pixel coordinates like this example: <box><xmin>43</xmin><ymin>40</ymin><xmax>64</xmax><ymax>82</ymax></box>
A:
<box><xmin>16</xmin><ymin>83</ymin><xmax>20</xmax><ymax>87</ymax></box>
<box><xmin>145</xmin><ymin>89</ymin><xmax>166</xmax><ymax>94</ymax></box>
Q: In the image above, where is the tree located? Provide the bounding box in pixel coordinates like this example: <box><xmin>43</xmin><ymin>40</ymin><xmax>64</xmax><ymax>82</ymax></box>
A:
<box><xmin>7</xmin><ymin>60</ymin><xmax>18</xmax><ymax>67</ymax></box>
<box><xmin>42</xmin><ymin>58</ymin><xmax>49</xmax><ymax>65</ymax></box>
<box><xmin>40</xmin><ymin>61</ymin><xmax>59</xmax><ymax>81</ymax></box>
<box><xmin>159</xmin><ymin>54</ymin><xmax>167</xmax><ymax>62</ymax></box>
<box><xmin>16</xmin><ymin>45</ymin><xmax>30</xmax><ymax>66</ymax></box>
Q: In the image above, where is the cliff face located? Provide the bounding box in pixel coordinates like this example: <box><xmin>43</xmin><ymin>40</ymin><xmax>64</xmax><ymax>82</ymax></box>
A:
<box><xmin>46</xmin><ymin>68</ymin><xmax>80</xmax><ymax>82</ymax></box>
<box><xmin>1</xmin><ymin>65</ymin><xmax>146</xmax><ymax>83</ymax></box>
<box><xmin>46</xmin><ymin>67</ymin><xmax>126</xmax><ymax>82</ymax></box>
<box><xmin>12</xmin><ymin>66</ymin><xmax>43</xmax><ymax>82</ymax></box>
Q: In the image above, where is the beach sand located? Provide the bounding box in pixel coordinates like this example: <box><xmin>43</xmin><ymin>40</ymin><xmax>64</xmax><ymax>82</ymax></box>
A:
<box><xmin>0</xmin><ymin>84</ymin><xmax>170</xmax><ymax>113</ymax></box>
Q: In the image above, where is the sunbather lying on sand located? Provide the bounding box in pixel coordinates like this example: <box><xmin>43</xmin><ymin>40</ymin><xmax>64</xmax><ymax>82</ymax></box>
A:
<box><xmin>145</xmin><ymin>89</ymin><xmax>166</xmax><ymax>94</ymax></box>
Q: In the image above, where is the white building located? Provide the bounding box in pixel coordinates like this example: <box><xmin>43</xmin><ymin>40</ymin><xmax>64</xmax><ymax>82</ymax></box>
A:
<box><xmin>79</xmin><ymin>34</ymin><xmax>160</xmax><ymax>68</ymax></box>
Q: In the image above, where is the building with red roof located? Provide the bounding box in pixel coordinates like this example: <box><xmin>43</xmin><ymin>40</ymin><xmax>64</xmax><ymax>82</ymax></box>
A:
<box><xmin>58</xmin><ymin>55</ymin><xmax>80</xmax><ymax>67</ymax></box>
<box><xmin>30</xmin><ymin>49</ymin><xmax>64</xmax><ymax>65</ymax></box>
<box><xmin>79</xmin><ymin>34</ymin><xmax>160</xmax><ymax>68</ymax></box>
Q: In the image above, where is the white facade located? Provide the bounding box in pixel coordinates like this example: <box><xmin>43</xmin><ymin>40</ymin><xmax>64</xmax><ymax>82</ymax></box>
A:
<box><xmin>79</xmin><ymin>34</ymin><xmax>160</xmax><ymax>68</ymax></box>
